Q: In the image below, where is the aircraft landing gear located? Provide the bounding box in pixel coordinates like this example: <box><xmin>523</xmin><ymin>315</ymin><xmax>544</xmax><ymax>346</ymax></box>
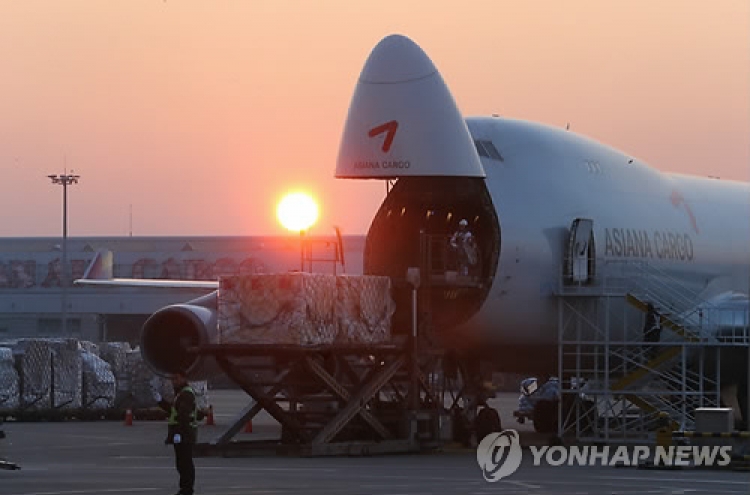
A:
<box><xmin>442</xmin><ymin>354</ymin><xmax>502</xmax><ymax>446</ymax></box>
<box><xmin>532</xmin><ymin>400</ymin><xmax>558</xmax><ymax>434</ymax></box>
<box><xmin>475</xmin><ymin>405</ymin><xmax>502</xmax><ymax>443</ymax></box>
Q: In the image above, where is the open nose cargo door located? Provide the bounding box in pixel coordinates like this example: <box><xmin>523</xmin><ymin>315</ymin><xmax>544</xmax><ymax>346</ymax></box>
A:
<box><xmin>336</xmin><ymin>34</ymin><xmax>485</xmax><ymax>180</ymax></box>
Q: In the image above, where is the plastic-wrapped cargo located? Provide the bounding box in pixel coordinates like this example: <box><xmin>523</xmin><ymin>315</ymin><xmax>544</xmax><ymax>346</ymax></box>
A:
<box><xmin>218</xmin><ymin>272</ymin><xmax>394</xmax><ymax>345</ymax></box>
<box><xmin>79</xmin><ymin>340</ymin><xmax>100</xmax><ymax>356</ymax></box>
<box><xmin>148</xmin><ymin>375</ymin><xmax>173</xmax><ymax>405</ymax></box>
<box><xmin>335</xmin><ymin>274</ymin><xmax>395</xmax><ymax>344</ymax></box>
<box><xmin>128</xmin><ymin>349</ymin><xmax>212</xmax><ymax>410</ymax></box>
<box><xmin>148</xmin><ymin>371</ymin><xmax>210</xmax><ymax>412</ymax></box>
<box><xmin>81</xmin><ymin>351</ymin><xmax>116</xmax><ymax>410</ymax></box>
<box><xmin>99</xmin><ymin>342</ymin><xmax>131</xmax><ymax>406</ymax></box>
<box><xmin>189</xmin><ymin>380</ymin><xmax>210</xmax><ymax>411</ymax></box>
<box><xmin>218</xmin><ymin>272</ymin><xmax>337</xmax><ymax>345</ymax></box>
<box><xmin>0</xmin><ymin>348</ymin><xmax>19</xmax><ymax>411</ymax></box>
<box><xmin>48</xmin><ymin>339</ymin><xmax>83</xmax><ymax>410</ymax></box>
<box><xmin>127</xmin><ymin>348</ymin><xmax>158</xmax><ymax>408</ymax></box>
<box><xmin>13</xmin><ymin>339</ymin><xmax>53</xmax><ymax>410</ymax></box>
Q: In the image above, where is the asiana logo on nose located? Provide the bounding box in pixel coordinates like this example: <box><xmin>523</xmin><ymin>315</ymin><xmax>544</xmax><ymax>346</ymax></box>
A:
<box><xmin>476</xmin><ymin>429</ymin><xmax>523</xmax><ymax>481</ymax></box>
<box><xmin>368</xmin><ymin>120</ymin><xmax>399</xmax><ymax>152</ymax></box>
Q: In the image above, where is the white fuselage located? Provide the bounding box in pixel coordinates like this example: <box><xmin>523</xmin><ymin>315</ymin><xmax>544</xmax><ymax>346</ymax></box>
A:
<box><xmin>333</xmin><ymin>33</ymin><xmax>748</xmax><ymax>371</ymax></box>
<box><xmin>463</xmin><ymin>116</ymin><xmax>750</xmax><ymax>347</ymax></box>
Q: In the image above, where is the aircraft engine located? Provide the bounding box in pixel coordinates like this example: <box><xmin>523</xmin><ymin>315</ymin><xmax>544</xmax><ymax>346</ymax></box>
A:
<box><xmin>140</xmin><ymin>292</ymin><xmax>218</xmax><ymax>378</ymax></box>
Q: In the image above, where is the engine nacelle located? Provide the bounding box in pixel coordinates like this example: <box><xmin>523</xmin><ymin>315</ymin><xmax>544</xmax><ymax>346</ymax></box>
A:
<box><xmin>140</xmin><ymin>292</ymin><xmax>218</xmax><ymax>378</ymax></box>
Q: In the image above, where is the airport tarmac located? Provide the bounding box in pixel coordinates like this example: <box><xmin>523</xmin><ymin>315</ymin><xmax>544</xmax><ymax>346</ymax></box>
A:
<box><xmin>1</xmin><ymin>390</ymin><xmax>747</xmax><ymax>495</ymax></box>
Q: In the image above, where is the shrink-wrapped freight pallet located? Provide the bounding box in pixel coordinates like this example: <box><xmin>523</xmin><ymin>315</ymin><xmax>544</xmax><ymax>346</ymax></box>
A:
<box><xmin>48</xmin><ymin>339</ymin><xmax>83</xmax><ymax>410</ymax></box>
<box><xmin>0</xmin><ymin>338</ymin><xmax>206</xmax><ymax>419</ymax></box>
<box><xmin>13</xmin><ymin>339</ymin><xmax>53</xmax><ymax>411</ymax></box>
<box><xmin>81</xmin><ymin>352</ymin><xmax>116</xmax><ymax>410</ymax></box>
<box><xmin>0</xmin><ymin>348</ymin><xmax>19</xmax><ymax>411</ymax></box>
<box><xmin>128</xmin><ymin>349</ymin><xmax>162</xmax><ymax>409</ymax></box>
<box><xmin>99</xmin><ymin>342</ymin><xmax>131</xmax><ymax>407</ymax></box>
<box><xmin>79</xmin><ymin>341</ymin><xmax>100</xmax><ymax>355</ymax></box>
<box><xmin>149</xmin><ymin>377</ymin><xmax>210</xmax><ymax>412</ymax></box>
<box><xmin>130</xmin><ymin>350</ymin><xmax>210</xmax><ymax>411</ymax></box>
<box><xmin>189</xmin><ymin>380</ymin><xmax>210</xmax><ymax>411</ymax></box>
<box><xmin>218</xmin><ymin>272</ymin><xmax>395</xmax><ymax>345</ymax></box>
<box><xmin>335</xmin><ymin>274</ymin><xmax>395</xmax><ymax>344</ymax></box>
<box><xmin>11</xmin><ymin>339</ymin><xmax>84</xmax><ymax>412</ymax></box>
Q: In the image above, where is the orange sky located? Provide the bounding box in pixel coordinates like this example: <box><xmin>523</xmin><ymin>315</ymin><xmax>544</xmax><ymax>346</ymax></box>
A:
<box><xmin>1</xmin><ymin>1</ymin><xmax>747</xmax><ymax>237</ymax></box>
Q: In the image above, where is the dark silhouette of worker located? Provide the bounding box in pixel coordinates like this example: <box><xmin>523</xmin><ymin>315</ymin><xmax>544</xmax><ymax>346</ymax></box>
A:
<box><xmin>450</xmin><ymin>219</ymin><xmax>478</xmax><ymax>276</ymax></box>
<box><xmin>155</xmin><ymin>370</ymin><xmax>201</xmax><ymax>495</ymax></box>
<box><xmin>643</xmin><ymin>303</ymin><xmax>661</xmax><ymax>360</ymax></box>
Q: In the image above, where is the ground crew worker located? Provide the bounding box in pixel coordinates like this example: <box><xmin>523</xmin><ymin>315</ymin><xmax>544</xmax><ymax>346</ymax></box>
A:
<box><xmin>450</xmin><ymin>219</ymin><xmax>478</xmax><ymax>276</ymax></box>
<box><xmin>155</xmin><ymin>370</ymin><xmax>199</xmax><ymax>495</ymax></box>
<box><xmin>643</xmin><ymin>303</ymin><xmax>661</xmax><ymax>359</ymax></box>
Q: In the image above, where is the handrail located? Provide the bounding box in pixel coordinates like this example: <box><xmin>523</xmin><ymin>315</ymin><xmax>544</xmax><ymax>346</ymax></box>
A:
<box><xmin>558</xmin><ymin>257</ymin><xmax>749</xmax><ymax>343</ymax></box>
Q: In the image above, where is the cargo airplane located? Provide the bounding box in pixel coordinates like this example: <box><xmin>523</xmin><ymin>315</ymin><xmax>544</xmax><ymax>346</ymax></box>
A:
<box><xmin>78</xmin><ymin>34</ymin><xmax>750</xmax><ymax>431</ymax></box>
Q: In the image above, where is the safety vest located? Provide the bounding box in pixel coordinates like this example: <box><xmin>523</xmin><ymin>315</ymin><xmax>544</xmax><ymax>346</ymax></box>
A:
<box><xmin>167</xmin><ymin>385</ymin><xmax>198</xmax><ymax>428</ymax></box>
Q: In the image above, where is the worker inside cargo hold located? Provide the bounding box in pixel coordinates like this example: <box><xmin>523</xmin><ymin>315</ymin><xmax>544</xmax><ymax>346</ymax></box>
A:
<box><xmin>449</xmin><ymin>218</ymin><xmax>478</xmax><ymax>277</ymax></box>
<box><xmin>363</xmin><ymin>177</ymin><xmax>499</xmax><ymax>335</ymax></box>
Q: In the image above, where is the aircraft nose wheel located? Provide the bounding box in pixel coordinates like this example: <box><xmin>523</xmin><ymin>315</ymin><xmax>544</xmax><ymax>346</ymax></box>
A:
<box><xmin>475</xmin><ymin>406</ymin><xmax>502</xmax><ymax>443</ymax></box>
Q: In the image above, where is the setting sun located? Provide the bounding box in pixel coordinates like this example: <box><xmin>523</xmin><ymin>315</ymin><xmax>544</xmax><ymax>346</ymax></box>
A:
<box><xmin>277</xmin><ymin>192</ymin><xmax>319</xmax><ymax>232</ymax></box>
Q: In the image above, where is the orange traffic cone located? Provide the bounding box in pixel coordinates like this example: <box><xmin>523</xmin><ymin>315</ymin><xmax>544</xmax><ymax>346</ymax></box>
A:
<box><xmin>124</xmin><ymin>408</ymin><xmax>133</xmax><ymax>426</ymax></box>
<box><xmin>244</xmin><ymin>419</ymin><xmax>253</xmax><ymax>433</ymax></box>
<box><xmin>205</xmin><ymin>405</ymin><xmax>215</xmax><ymax>426</ymax></box>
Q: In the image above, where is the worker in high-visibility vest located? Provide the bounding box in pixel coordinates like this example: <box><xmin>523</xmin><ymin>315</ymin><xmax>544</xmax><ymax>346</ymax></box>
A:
<box><xmin>155</xmin><ymin>370</ymin><xmax>199</xmax><ymax>495</ymax></box>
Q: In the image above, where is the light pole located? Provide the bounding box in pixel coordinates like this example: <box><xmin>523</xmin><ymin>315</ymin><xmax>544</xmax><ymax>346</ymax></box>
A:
<box><xmin>277</xmin><ymin>192</ymin><xmax>319</xmax><ymax>272</ymax></box>
<box><xmin>48</xmin><ymin>172</ymin><xmax>79</xmax><ymax>335</ymax></box>
<box><xmin>300</xmin><ymin>229</ymin><xmax>306</xmax><ymax>272</ymax></box>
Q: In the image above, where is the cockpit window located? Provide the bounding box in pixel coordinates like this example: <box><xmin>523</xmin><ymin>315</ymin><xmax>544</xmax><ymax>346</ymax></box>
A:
<box><xmin>474</xmin><ymin>139</ymin><xmax>504</xmax><ymax>162</ymax></box>
<box><xmin>474</xmin><ymin>140</ymin><xmax>488</xmax><ymax>158</ymax></box>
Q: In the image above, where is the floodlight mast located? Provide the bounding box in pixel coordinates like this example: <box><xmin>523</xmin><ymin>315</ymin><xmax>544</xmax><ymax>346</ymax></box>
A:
<box><xmin>48</xmin><ymin>172</ymin><xmax>79</xmax><ymax>335</ymax></box>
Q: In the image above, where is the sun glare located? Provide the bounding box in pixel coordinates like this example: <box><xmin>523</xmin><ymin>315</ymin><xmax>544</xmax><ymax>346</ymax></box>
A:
<box><xmin>277</xmin><ymin>192</ymin><xmax>319</xmax><ymax>232</ymax></box>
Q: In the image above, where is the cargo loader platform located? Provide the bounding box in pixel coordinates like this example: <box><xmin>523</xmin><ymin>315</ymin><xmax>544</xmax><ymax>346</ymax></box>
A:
<box><xmin>191</xmin><ymin>341</ymin><xmax>448</xmax><ymax>456</ymax></box>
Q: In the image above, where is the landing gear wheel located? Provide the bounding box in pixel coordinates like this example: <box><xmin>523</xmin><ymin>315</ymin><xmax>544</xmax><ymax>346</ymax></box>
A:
<box><xmin>451</xmin><ymin>408</ymin><xmax>472</xmax><ymax>447</ymax></box>
<box><xmin>475</xmin><ymin>406</ymin><xmax>501</xmax><ymax>443</ymax></box>
<box><xmin>532</xmin><ymin>400</ymin><xmax>558</xmax><ymax>434</ymax></box>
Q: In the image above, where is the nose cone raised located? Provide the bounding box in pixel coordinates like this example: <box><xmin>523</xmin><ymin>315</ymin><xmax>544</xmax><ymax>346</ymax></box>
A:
<box><xmin>336</xmin><ymin>34</ymin><xmax>485</xmax><ymax>179</ymax></box>
<box><xmin>359</xmin><ymin>34</ymin><xmax>437</xmax><ymax>84</ymax></box>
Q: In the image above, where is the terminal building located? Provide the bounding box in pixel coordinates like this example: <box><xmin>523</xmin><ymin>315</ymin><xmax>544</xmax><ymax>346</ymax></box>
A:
<box><xmin>0</xmin><ymin>235</ymin><xmax>364</xmax><ymax>344</ymax></box>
